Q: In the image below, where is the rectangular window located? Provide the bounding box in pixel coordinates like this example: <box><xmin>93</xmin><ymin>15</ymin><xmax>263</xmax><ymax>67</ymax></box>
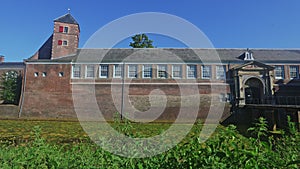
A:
<box><xmin>187</xmin><ymin>65</ymin><xmax>197</xmax><ymax>79</ymax></box>
<box><xmin>157</xmin><ymin>65</ymin><xmax>168</xmax><ymax>78</ymax></box>
<box><xmin>274</xmin><ymin>66</ymin><xmax>285</xmax><ymax>79</ymax></box>
<box><xmin>63</xmin><ymin>26</ymin><xmax>69</xmax><ymax>33</ymax></box>
<box><xmin>72</xmin><ymin>65</ymin><xmax>81</xmax><ymax>78</ymax></box>
<box><xmin>34</xmin><ymin>72</ymin><xmax>39</xmax><ymax>77</ymax></box>
<box><xmin>289</xmin><ymin>66</ymin><xmax>299</xmax><ymax>79</ymax></box>
<box><xmin>216</xmin><ymin>65</ymin><xmax>226</xmax><ymax>80</ymax></box>
<box><xmin>172</xmin><ymin>65</ymin><xmax>182</xmax><ymax>78</ymax></box>
<box><xmin>58</xmin><ymin>72</ymin><xmax>64</xmax><ymax>77</ymax></box>
<box><xmin>202</xmin><ymin>65</ymin><xmax>211</xmax><ymax>79</ymax></box>
<box><xmin>62</xmin><ymin>40</ymin><xmax>68</xmax><ymax>46</ymax></box>
<box><xmin>59</xmin><ymin>26</ymin><xmax>63</xmax><ymax>32</ymax></box>
<box><xmin>58</xmin><ymin>40</ymin><xmax>62</xmax><ymax>45</ymax></box>
<box><xmin>86</xmin><ymin>65</ymin><xmax>95</xmax><ymax>78</ymax></box>
<box><xmin>128</xmin><ymin>65</ymin><xmax>137</xmax><ymax>78</ymax></box>
<box><xmin>42</xmin><ymin>72</ymin><xmax>47</xmax><ymax>77</ymax></box>
<box><xmin>99</xmin><ymin>65</ymin><xmax>109</xmax><ymax>78</ymax></box>
<box><xmin>142</xmin><ymin>65</ymin><xmax>152</xmax><ymax>78</ymax></box>
<box><xmin>114</xmin><ymin>64</ymin><xmax>123</xmax><ymax>78</ymax></box>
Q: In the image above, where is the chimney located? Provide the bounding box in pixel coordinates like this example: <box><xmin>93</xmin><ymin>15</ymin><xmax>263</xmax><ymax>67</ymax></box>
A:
<box><xmin>0</xmin><ymin>55</ymin><xmax>4</xmax><ymax>63</ymax></box>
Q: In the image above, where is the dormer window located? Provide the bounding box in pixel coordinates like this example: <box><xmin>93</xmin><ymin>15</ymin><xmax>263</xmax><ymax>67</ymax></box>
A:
<box><xmin>244</xmin><ymin>51</ymin><xmax>254</xmax><ymax>61</ymax></box>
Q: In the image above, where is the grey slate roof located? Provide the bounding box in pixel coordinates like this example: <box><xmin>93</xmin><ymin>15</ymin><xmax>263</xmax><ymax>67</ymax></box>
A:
<box><xmin>26</xmin><ymin>48</ymin><xmax>300</xmax><ymax>64</ymax></box>
<box><xmin>0</xmin><ymin>62</ymin><xmax>25</xmax><ymax>69</ymax></box>
<box><xmin>54</xmin><ymin>13</ymin><xmax>79</xmax><ymax>25</ymax></box>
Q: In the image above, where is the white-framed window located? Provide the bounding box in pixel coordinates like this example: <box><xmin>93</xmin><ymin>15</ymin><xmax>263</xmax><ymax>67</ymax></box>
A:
<box><xmin>62</xmin><ymin>40</ymin><xmax>68</xmax><ymax>46</ymax></box>
<box><xmin>157</xmin><ymin>65</ymin><xmax>168</xmax><ymax>78</ymax></box>
<box><xmin>172</xmin><ymin>65</ymin><xmax>182</xmax><ymax>78</ymax></box>
<box><xmin>72</xmin><ymin>65</ymin><xmax>81</xmax><ymax>78</ymax></box>
<box><xmin>289</xmin><ymin>66</ymin><xmax>299</xmax><ymax>79</ymax></box>
<box><xmin>216</xmin><ymin>65</ymin><xmax>226</xmax><ymax>80</ymax></box>
<box><xmin>113</xmin><ymin>64</ymin><xmax>123</xmax><ymax>78</ymax></box>
<box><xmin>86</xmin><ymin>65</ymin><xmax>95</xmax><ymax>78</ymax></box>
<box><xmin>128</xmin><ymin>65</ymin><xmax>137</xmax><ymax>78</ymax></box>
<box><xmin>99</xmin><ymin>64</ymin><xmax>109</xmax><ymax>78</ymax></box>
<box><xmin>274</xmin><ymin>65</ymin><xmax>285</xmax><ymax>79</ymax></box>
<box><xmin>64</xmin><ymin>26</ymin><xmax>69</xmax><ymax>33</ymax></box>
<box><xmin>85</xmin><ymin>65</ymin><xmax>95</xmax><ymax>78</ymax></box>
<box><xmin>201</xmin><ymin>65</ymin><xmax>211</xmax><ymax>79</ymax></box>
<box><xmin>187</xmin><ymin>65</ymin><xmax>197</xmax><ymax>79</ymax></box>
<box><xmin>142</xmin><ymin>65</ymin><xmax>152</xmax><ymax>78</ymax></box>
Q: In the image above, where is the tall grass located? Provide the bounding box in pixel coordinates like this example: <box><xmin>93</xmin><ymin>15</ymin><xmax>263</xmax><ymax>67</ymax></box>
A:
<box><xmin>0</xmin><ymin>117</ymin><xmax>299</xmax><ymax>168</ymax></box>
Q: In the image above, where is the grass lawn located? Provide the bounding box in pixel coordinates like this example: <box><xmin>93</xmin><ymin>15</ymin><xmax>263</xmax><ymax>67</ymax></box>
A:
<box><xmin>0</xmin><ymin>119</ymin><xmax>181</xmax><ymax>145</ymax></box>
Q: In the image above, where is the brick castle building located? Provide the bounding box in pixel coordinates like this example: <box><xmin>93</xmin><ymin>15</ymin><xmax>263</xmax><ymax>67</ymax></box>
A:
<box><xmin>1</xmin><ymin>13</ymin><xmax>300</xmax><ymax>123</ymax></box>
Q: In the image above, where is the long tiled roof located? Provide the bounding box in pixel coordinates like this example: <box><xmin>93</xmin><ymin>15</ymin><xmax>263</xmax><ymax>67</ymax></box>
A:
<box><xmin>26</xmin><ymin>48</ymin><xmax>300</xmax><ymax>64</ymax></box>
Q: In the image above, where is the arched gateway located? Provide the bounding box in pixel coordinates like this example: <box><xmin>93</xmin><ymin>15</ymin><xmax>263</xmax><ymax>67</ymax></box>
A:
<box><xmin>231</xmin><ymin>61</ymin><xmax>274</xmax><ymax>106</ymax></box>
<box><xmin>244</xmin><ymin>77</ymin><xmax>264</xmax><ymax>104</ymax></box>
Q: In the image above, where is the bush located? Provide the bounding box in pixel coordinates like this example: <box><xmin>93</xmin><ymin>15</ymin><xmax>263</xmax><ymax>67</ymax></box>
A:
<box><xmin>0</xmin><ymin>71</ymin><xmax>20</xmax><ymax>104</ymax></box>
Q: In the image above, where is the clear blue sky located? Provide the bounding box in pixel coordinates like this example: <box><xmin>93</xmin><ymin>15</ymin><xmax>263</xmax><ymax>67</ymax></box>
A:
<box><xmin>0</xmin><ymin>0</ymin><xmax>300</xmax><ymax>62</ymax></box>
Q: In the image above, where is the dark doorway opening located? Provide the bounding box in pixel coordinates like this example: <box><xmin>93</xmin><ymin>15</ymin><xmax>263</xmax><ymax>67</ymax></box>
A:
<box><xmin>245</xmin><ymin>78</ymin><xmax>264</xmax><ymax>104</ymax></box>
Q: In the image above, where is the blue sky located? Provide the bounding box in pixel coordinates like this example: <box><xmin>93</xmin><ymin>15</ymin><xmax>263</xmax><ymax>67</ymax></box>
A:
<box><xmin>0</xmin><ymin>0</ymin><xmax>300</xmax><ymax>61</ymax></box>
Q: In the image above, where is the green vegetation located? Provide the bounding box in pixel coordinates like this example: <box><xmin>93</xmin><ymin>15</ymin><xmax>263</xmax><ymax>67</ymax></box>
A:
<box><xmin>129</xmin><ymin>34</ymin><xmax>154</xmax><ymax>48</ymax></box>
<box><xmin>0</xmin><ymin>71</ymin><xmax>21</xmax><ymax>104</ymax></box>
<box><xmin>0</xmin><ymin>117</ymin><xmax>299</xmax><ymax>168</ymax></box>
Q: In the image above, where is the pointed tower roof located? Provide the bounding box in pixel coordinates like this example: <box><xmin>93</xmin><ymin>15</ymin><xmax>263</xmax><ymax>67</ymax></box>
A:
<box><xmin>54</xmin><ymin>13</ymin><xmax>79</xmax><ymax>25</ymax></box>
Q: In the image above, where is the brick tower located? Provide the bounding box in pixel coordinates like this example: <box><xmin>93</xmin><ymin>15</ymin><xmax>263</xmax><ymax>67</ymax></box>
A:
<box><xmin>51</xmin><ymin>13</ymin><xmax>80</xmax><ymax>59</ymax></box>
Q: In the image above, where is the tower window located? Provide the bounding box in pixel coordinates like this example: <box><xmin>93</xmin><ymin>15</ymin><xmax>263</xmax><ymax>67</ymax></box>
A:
<box><xmin>63</xmin><ymin>27</ymin><xmax>69</xmax><ymax>33</ymax></box>
<box><xmin>59</xmin><ymin>26</ymin><xmax>69</xmax><ymax>33</ymax></box>
<box><xmin>58</xmin><ymin>40</ymin><xmax>62</xmax><ymax>45</ymax></box>
<box><xmin>59</xmin><ymin>26</ymin><xmax>64</xmax><ymax>32</ymax></box>
<box><xmin>62</xmin><ymin>40</ymin><xmax>68</xmax><ymax>46</ymax></box>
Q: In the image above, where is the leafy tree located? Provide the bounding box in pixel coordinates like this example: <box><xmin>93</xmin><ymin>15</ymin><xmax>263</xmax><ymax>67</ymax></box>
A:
<box><xmin>0</xmin><ymin>71</ymin><xmax>19</xmax><ymax>104</ymax></box>
<box><xmin>129</xmin><ymin>34</ymin><xmax>154</xmax><ymax>48</ymax></box>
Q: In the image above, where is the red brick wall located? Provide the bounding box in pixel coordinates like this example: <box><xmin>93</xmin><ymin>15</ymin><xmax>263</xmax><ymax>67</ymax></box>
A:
<box><xmin>51</xmin><ymin>22</ymin><xmax>79</xmax><ymax>59</ymax></box>
<box><xmin>22</xmin><ymin>64</ymin><xmax>75</xmax><ymax>118</ymax></box>
<box><xmin>22</xmin><ymin>63</ymin><xmax>231</xmax><ymax>121</ymax></box>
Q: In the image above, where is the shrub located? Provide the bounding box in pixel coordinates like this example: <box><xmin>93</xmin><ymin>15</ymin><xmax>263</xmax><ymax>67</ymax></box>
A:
<box><xmin>0</xmin><ymin>71</ymin><xmax>20</xmax><ymax>104</ymax></box>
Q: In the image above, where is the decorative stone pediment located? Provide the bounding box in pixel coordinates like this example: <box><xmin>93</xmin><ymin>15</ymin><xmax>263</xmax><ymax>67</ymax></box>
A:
<box><xmin>232</xmin><ymin>61</ymin><xmax>274</xmax><ymax>71</ymax></box>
